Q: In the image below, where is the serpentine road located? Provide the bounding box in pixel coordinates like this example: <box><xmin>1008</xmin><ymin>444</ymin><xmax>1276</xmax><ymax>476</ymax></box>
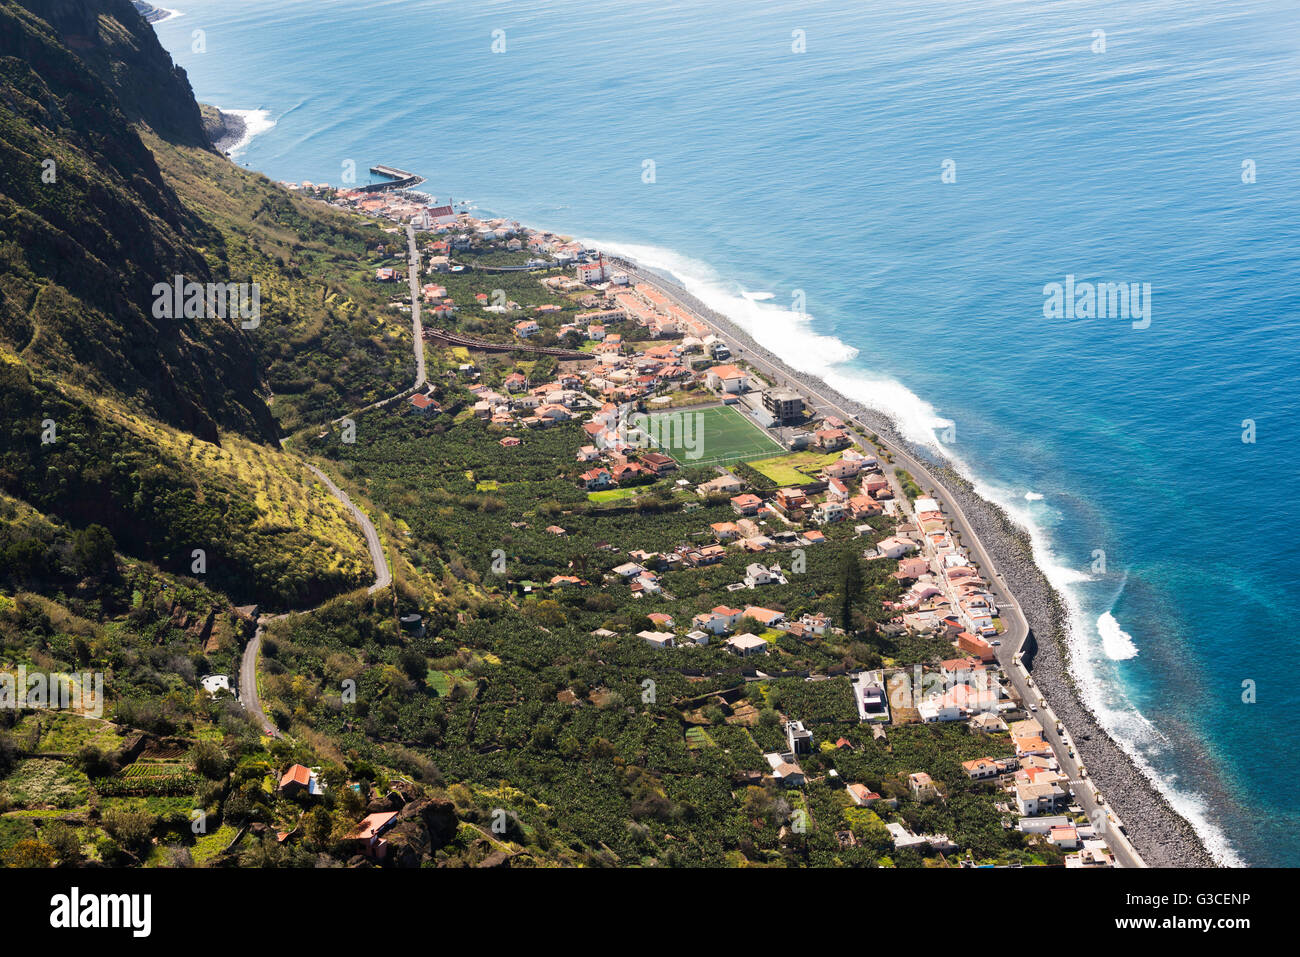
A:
<box><xmin>237</xmin><ymin>467</ymin><xmax>389</xmax><ymax>738</ymax></box>
<box><xmin>238</xmin><ymin>227</ymin><xmax>422</xmax><ymax>735</ymax></box>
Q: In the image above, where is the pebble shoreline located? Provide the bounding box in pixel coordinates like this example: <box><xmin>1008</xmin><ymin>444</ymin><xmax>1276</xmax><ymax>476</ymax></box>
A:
<box><xmin>619</xmin><ymin>260</ymin><xmax>1217</xmax><ymax>868</ymax></box>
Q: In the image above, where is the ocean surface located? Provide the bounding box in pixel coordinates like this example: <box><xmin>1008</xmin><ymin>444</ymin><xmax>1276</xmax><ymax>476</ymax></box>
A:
<box><xmin>155</xmin><ymin>0</ymin><xmax>1300</xmax><ymax>865</ymax></box>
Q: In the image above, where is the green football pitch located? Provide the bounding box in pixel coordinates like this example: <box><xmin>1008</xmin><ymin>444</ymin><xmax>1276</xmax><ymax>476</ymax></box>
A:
<box><xmin>642</xmin><ymin>404</ymin><xmax>783</xmax><ymax>467</ymax></box>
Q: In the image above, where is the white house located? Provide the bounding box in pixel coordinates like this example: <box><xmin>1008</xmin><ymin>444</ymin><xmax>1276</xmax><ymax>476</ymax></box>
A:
<box><xmin>918</xmin><ymin>696</ymin><xmax>963</xmax><ymax>724</ymax></box>
<box><xmin>1015</xmin><ymin>781</ymin><xmax>1068</xmax><ymax>816</ymax></box>
<box><xmin>726</xmin><ymin>633</ymin><xmax>768</xmax><ymax>656</ymax></box>
<box><xmin>637</xmin><ymin>630</ymin><xmax>675</xmax><ymax>649</ymax></box>
<box><xmin>576</xmin><ymin>259</ymin><xmax>608</xmax><ymax>283</ymax></box>
<box><xmin>705</xmin><ymin>364</ymin><xmax>750</xmax><ymax>394</ymax></box>
<box><xmin>744</xmin><ymin>563</ymin><xmax>786</xmax><ymax>588</ymax></box>
<box><xmin>813</xmin><ymin>500</ymin><xmax>846</xmax><ymax>525</ymax></box>
<box><xmin>875</xmin><ymin>536</ymin><xmax>917</xmax><ymax>559</ymax></box>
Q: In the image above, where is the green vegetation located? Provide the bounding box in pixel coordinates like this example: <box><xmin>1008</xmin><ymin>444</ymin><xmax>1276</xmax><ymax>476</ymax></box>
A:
<box><xmin>0</xmin><ymin>0</ymin><xmax>1056</xmax><ymax>870</ymax></box>
<box><xmin>748</xmin><ymin>449</ymin><xmax>846</xmax><ymax>486</ymax></box>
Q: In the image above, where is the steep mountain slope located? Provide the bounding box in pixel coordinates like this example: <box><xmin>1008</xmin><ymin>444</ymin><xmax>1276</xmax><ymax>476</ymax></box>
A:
<box><xmin>0</xmin><ymin>0</ymin><xmax>277</xmax><ymax>443</ymax></box>
<box><xmin>0</xmin><ymin>0</ymin><xmax>412</xmax><ymax>605</ymax></box>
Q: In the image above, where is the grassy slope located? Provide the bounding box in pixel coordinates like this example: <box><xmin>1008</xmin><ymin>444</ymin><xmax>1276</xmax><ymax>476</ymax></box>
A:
<box><xmin>147</xmin><ymin>136</ymin><xmax>415</xmax><ymax>434</ymax></box>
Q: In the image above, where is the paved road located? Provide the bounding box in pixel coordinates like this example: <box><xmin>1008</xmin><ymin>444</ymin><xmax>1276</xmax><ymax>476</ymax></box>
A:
<box><xmin>640</xmin><ymin>272</ymin><xmax>1145</xmax><ymax>866</ymax></box>
<box><xmin>237</xmin><ymin>466</ymin><xmax>390</xmax><ymax>737</ymax></box>
<box><xmin>406</xmin><ymin>223</ymin><xmax>426</xmax><ymax>389</ymax></box>
<box><xmin>306</xmin><ymin>463</ymin><xmax>390</xmax><ymax>593</ymax></box>
<box><xmin>239</xmin><ymin>617</ymin><xmax>281</xmax><ymax>737</ymax></box>
<box><xmin>237</xmin><ymin>224</ymin><xmax>424</xmax><ymax>736</ymax></box>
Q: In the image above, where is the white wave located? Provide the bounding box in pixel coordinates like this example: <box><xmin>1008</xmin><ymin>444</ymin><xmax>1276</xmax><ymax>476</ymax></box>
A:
<box><xmin>1097</xmin><ymin>611</ymin><xmax>1140</xmax><ymax>660</ymax></box>
<box><xmin>218</xmin><ymin>108</ymin><xmax>276</xmax><ymax>159</ymax></box>
<box><xmin>1024</xmin><ymin>491</ymin><xmax>1044</xmax><ymax>501</ymax></box>
<box><xmin>578</xmin><ymin>235</ymin><xmax>1245</xmax><ymax>865</ymax></box>
<box><xmin>556</xmin><ymin>230</ymin><xmax>1247</xmax><ymax>862</ymax></box>
<box><xmin>960</xmin><ymin>469</ymin><xmax>1242</xmax><ymax>864</ymax></box>
<box><xmin>572</xmin><ymin>235</ymin><xmax>970</xmax><ymax>462</ymax></box>
<box><xmin>152</xmin><ymin>7</ymin><xmax>184</xmax><ymax>23</ymax></box>
<box><xmin>742</xmin><ymin>290</ymin><xmax>775</xmax><ymax>301</ymax></box>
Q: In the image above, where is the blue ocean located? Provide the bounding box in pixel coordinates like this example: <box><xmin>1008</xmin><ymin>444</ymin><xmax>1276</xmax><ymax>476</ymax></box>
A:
<box><xmin>155</xmin><ymin>0</ymin><xmax>1300</xmax><ymax>865</ymax></box>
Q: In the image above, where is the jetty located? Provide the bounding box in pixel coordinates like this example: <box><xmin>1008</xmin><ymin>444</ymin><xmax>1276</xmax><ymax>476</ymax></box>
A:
<box><xmin>355</xmin><ymin>164</ymin><xmax>426</xmax><ymax>194</ymax></box>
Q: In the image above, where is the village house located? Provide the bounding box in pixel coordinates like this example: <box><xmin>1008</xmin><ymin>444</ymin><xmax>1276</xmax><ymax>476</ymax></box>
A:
<box><xmin>742</xmin><ymin>605</ymin><xmax>785</xmax><ymax>627</ymax></box>
<box><xmin>692</xmin><ymin>605</ymin><xmax>743</xmax><ymax>634</ymax></box>
<box><xmin>409</xmin><ymin>393</ymin><xmax>439</xmax><ymax>415</ymax></box>
<box><xmin>699</xmin><ymin>474</ymin><xmax>744</xmax><ymax>497</ymax></box>
<box><xmin>725</xmin><ymin>633</ymin><xmax>768</xmax><ymax>656</ymax></box>
<box><xmin>875</xmin><ymin>536</ymin><xmax>918</xmax><ymax>559</ymax></box>
<box><xmin>711</xmin><ymin>521</ymin><xmax>740</xmax><ymax>542</ymax></box>
<box><xmin>705</xmin><ymin>364</ymin><xmax>750</xmax><ymax>394</ymax></box>
<box><xmin>773</xmin><ymin>488</ymin><xmax>809</xmax><ymax>516</ymax></box>
<box><xmin>764</xmin><ymin>752</ymin><xmax>806</xmax><ymax>787</ymax></box>
<box><xmin>1015</xmin><ymin>780</ymin><xmax>1068</xmax><ymax>816</ymax></box>
<box><xmin>278</xmin><ymin>764</ymin><xmax>322</xmax><ymax>798</ymax></box>
<box><xmin>637</xmin><ymin>630</ymin><xmax>675</xmax><ymax>649</ymax></box>
<box><xmin>743</xmin><ymin>564</ymin><xmax>786</xmax><ymax>588</ymax></box>
<box><xmin>346</xmin><ymin>811</ymin><xmax>399</xmax><ymax>860</ymax></box>
<box><xmin>961</xmin><ymin>757</ymin><xmax>1003</xmax><ymax>781</ymax></box>
<box><xmin>786</xmin><ymin>720</ymin><xmax>813</xmax><ymax>755</ymax></box>
<box><xmin>813</xmin><ymin>500</ymin><xmax>846</xmax><ymax>525</ymax></box>
<box><xmin>815</xmin><ymin>427</ymin><xmax>850</xmax><ymax>450</ymax></box>
<box><xmin>908</xmin><ymin>772</ymin><xmax>939</xmax><ymax>802</ymax></box>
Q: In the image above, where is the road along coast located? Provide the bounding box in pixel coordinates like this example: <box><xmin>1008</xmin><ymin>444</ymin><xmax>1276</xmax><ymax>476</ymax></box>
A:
<box><xmin>611</xmin><ymin>257</ymin><xmax>1216</xmax><ymax>868</ymax></box>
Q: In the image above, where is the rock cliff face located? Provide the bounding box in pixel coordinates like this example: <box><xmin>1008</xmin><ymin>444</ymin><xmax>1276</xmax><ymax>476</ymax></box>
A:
<box><xmin>0</xmin><ymin>0</ymin><xmax>276</xmax><ymax>443</ymax></box>
<box><xmin>14</xmin><ymin>0</ymin><xmax>209</xmax><ymax>146</ymax></box>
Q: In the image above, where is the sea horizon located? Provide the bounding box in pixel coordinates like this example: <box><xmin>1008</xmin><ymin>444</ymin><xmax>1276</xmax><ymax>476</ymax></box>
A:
<box><xmin>155</xmin><ymin>0</ymin><xmax>1300</xmax><ymax>865</ymax></box>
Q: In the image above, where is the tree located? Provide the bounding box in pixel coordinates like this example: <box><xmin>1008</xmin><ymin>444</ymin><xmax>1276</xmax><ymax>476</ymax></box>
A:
<box><xmin>101</xmin><ymin>809</ymin><xmax>155</xmax><ymax>860</ymax></box>
<box><xmin>41</xmin><ymin>822</ymin><xmax>82</xmax><ymax>866</ymax></box>
<box><xmin>72</xmin><ymin>524</ymin><xmax>117</xmax><ymax>578</ymax></box>
<box><xmin>191</xmin><ymin>740</ymin><xmax>231</xmax><ymax>779</ymax></box>
<box><xmin>305</xmin><ymin>806</ymin><xmax>334</xmax><ymax>848</ymax></box>
<box><xmin>838</xmin><ymin>547</ymin><xmax>864</xmax><ymax>633</ymax></box>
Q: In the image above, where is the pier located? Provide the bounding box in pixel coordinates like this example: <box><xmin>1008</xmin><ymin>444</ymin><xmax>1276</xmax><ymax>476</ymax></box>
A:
<box><xmin>355</xmin><ymin>164</ymin><xmax>426</xmax><ymax>193</ymax></box>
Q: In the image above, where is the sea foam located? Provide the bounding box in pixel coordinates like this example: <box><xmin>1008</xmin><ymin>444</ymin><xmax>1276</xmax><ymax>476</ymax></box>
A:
<box><xmin>219</xmin><ymin>108</ymin><xmax>276</xmax><ymax>159</ymax></box>
<box><xmin>576</xmin><ymin>233</ymin><xmax>1244</xmax><ymax>865</ymax></box>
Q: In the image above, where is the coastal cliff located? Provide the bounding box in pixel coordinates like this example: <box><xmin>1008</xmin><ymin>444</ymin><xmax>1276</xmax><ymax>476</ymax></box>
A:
<box><xmin>13</xmin><ymin>0</ymin><xmax>209</xmax><ymax>147</ymax></box>
<box><xmin>0</xmin><ymin>0</ymin><xmax>404</xmax><ymax>604</ymax></box>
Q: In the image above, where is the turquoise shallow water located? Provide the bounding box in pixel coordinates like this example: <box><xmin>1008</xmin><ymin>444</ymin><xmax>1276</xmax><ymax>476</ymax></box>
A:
<box><xmin>156</xmin><ymin>0</ymin><xmax>1300</xmax><ymax>865</ymax></box>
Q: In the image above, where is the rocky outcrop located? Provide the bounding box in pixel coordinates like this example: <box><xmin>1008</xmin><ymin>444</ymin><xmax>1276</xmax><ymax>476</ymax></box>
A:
<box><xmin>381</xmin><ymin>798</ymin><xmax>461</xmax><ymax>867</ymax></box>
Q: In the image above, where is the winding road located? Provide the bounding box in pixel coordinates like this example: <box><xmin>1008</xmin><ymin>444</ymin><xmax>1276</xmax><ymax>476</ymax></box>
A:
<box><xmin>237</xmin><ymin>224</ymin><xmax>425</xmax><ymax>736</ymax></box>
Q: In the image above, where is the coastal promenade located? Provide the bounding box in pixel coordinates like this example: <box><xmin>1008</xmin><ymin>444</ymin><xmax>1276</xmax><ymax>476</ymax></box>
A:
<box><xmin>619</xmin><ymin>263</ymin><xmax>1149</xmax><ymax>866</ymax></box>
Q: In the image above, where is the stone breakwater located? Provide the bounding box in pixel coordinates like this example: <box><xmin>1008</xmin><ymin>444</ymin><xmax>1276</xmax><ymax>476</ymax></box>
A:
<box><xmin>617</xmin><ymin>259</ymin><xmax>1216</xmax><ymax>867</ymax></box>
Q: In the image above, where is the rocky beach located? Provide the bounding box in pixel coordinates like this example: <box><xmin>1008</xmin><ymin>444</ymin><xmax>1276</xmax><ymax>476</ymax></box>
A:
<box><xmin>199</xmin><ymin>103</ymin><xmax>245</xmax><ymax>154</ymax></box>
<box><xmin>615</xmin><ymin>257</ymin><xmax>1217</xmax><ymax>868</ymax></box>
